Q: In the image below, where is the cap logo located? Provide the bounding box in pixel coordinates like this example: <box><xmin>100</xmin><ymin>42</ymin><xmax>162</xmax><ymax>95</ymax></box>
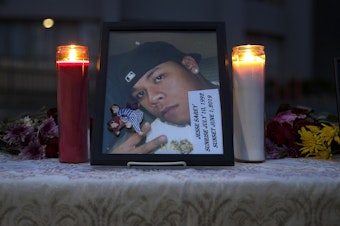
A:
<box><xmin>125</xmin><ymin>71</ymin><xmax>136</xmax><ymax>83</ymax></box>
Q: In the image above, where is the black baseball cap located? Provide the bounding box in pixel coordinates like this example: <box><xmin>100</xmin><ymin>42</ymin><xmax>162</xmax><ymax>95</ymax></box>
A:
<box><xmin>111</xmin><ymin>41</ymin><xmax>201</xmax><ymax>92</ymax></box>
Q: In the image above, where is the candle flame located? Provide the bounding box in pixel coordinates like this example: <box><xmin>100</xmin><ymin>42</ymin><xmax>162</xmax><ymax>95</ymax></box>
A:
<box><xmin>243</xmin><ymin>50</ymin><xmax>255</xmax><ymax>62</ymax></box>
<box><xmin>68</xmin><ymin>47</ymin><xmax>77</xmax><ymax>61</ymax></box>
<box><xmin>56</xmin><ymin>45</ymin><xmax>89</xmax><ymax>63</ymax></box>
<box><xmin>243</xmin><ymin>49</ymin><xmax>264</xmax><ymax>62</ymax></box>
<box><xmin>232</xmin><ymin>45</ymin><xmax>265</xmax><ymax>63</ymax></box>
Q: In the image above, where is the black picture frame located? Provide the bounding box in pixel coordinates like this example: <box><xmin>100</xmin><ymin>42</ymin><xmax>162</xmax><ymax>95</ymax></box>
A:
<box><xmin>91</xmin><ymin>21</ymin><xmax>234</xmax><ymax>166</ymax></box>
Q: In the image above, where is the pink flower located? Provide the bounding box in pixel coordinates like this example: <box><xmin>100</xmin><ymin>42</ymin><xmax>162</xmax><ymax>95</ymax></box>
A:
<box><xmin>265</xmin><ymin>105</ymin><xmax>320</xmax><ymax>159</ymax></box>
<box><xmin>3</xmin><ymin>125</ymin><xmax>34</xmax><ymax>145</ymax></box>
<box><xmin>1</xmin><ymin>107</ymin><xmax>60</xmax><ymax>159</ymax></box>
<box><xmin>18</xmin><ymin>140</ymin><xmax>46</xmax><ymax>160</ymax></box>
<box><xmin>274</xmin><ymin>110</ymin><xmax>297</xmax><ymax>124</ymax></box>
<box><xmin>38</xmin><ymin>117</ymin><xmax>58</xmax><ymax>139</ymax></box>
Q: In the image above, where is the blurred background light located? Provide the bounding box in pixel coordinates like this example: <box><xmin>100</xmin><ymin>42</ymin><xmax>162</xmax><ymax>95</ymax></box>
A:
<box><xmin>42</xmin><ymin>18</ymin><xmax>54</xmax><ymax>29</ymax></box>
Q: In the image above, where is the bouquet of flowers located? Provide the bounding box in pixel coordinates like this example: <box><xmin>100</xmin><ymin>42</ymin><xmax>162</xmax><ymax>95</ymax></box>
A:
<box><xmin>265</xmin><ymin>104</ymin><xmax>340</xmax><ymax>160</ymax></box>
<box><xmin>0</xmin><ymin>107</ymin><xmax>59</xmax><ymax>159</ymax></box>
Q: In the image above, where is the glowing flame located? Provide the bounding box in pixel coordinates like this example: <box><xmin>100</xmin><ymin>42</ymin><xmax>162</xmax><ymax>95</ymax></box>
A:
<box><xmin>243</xmin><ymin>50</ymin><xmax>255</xmax><ymax>62</ymax></box>
<box><xmin>68</xmin><ymin>46</ymin><xmax>77</xmax><ymax>61</ymax></box>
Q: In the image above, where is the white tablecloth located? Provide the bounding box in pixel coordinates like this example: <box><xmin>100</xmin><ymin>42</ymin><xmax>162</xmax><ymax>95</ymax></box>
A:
<box><xmin>1</xmin><ymin>151</ymin><xmax>340</xmax><ymax>226</ymax></box>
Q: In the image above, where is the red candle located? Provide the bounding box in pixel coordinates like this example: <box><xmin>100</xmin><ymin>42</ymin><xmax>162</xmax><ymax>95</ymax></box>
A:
<box><xmin>56</xmin><ymin>45</ymin><xmax>89</xmax><ymax>163</ymax></box>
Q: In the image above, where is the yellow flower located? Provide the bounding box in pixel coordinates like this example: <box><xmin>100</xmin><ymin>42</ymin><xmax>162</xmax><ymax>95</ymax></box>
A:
<box><xmin>314</xmin><ymin>148</ymin><xmax>332</xmax><ymax>160</ymax></box>
<box><xmin>335</xmin><ymin>135</ymin><xmax>340</xmax><ymax>145</ymax></box>
<box><xmin>305</xmin><ymin>125</ymin><xmax>321</xmax><ymax>134</ymax></box>
<box><xmin>298</xmin><ymin>126</ymin><xmax>324</xmax><ymax>154</ymax></box>
<box><xmin>298</xmin><ymin>126</ymin><xmax>332</xmax><ymax>160</ymax></box>
<box><xmin>319</xmin><ymin>123</ymin><xmax>339</xmax><ymax>146</ymax></box>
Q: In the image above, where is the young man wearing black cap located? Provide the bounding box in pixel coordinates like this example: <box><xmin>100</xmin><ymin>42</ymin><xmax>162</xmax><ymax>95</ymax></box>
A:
<box><xmin>105</xmin><ymin>41</ymin><xmax>221</xmax><ymax>154</ymax></box>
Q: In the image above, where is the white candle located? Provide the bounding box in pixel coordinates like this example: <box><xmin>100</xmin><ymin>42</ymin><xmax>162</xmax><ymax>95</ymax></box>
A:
<box><xmin>232</xmin><ymin>45</ymin><xmax>265</xmax><ymax>162</ymax></box>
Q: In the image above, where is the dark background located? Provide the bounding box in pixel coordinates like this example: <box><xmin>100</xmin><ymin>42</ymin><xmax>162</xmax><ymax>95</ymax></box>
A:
<box><xmin>0</xmin><ymin>0</ymin><xmax>339</xmax><ymax>119</ymax></box>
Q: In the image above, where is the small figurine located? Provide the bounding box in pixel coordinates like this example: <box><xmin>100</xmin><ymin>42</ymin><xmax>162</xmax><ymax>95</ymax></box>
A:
<box><xmin>108</xmin><ymin>104</ymin><xmax>144</xmax><ymax>136</ymax></box>
<box><xmin>108</xmin><ymin>115</ymin><xmax>124</xmax><ymax>136</ymax></box>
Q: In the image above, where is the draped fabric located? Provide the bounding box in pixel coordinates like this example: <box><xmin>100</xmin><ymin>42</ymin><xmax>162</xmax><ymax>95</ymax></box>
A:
<box><xmin>1</xmin><ymin>152</ymin><xmax>340</xmax><ymax>226</ymax></box>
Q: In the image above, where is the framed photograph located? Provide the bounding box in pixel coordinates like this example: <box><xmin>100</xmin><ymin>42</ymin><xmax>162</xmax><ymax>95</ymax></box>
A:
<box><xmin>91</xmin><ymin>21</ymin><xmax>234</xmax><ymax>166</ymax></box>
<box><xmin>334</xmin><ymin>57</ymin><xmax>340</xmax><ymax>124</ymax></box>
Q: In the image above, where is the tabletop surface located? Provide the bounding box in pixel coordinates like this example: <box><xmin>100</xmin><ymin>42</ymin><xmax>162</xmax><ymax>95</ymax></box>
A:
<box><xmin>1</xmin><ymin>151</ymin><xmax>340</xmax><ymax>182</ymax></box>
<box><xmin>1</xmin><ymin>151</ymin><xmax>340</xmax><ymax>226</ymax></box>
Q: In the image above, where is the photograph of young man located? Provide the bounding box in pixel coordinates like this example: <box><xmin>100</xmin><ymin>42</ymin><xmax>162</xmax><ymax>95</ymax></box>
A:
<box><xmin>104</xmin><ymin>41</ymin><xmax>221</xmax><ymax>154</ymax></box>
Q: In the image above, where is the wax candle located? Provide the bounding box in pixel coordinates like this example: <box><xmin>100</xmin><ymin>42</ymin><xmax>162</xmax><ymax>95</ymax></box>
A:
<box><xmin>56</xmin><ymin>45</ymin><xmax>89</xmax><ymax>163</ymax></box>
<box><xmin>232</xmin><ymin>45</ymin><xmax>266</xmax><ymax>162</ymax></box>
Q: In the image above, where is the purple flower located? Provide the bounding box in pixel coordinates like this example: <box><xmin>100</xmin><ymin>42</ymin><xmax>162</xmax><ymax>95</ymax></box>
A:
<box><xmin>3</xmin><ymin>125</ymin><xmax>34</xmax><ymax>145</ymax></box>
<box><xmin>18</xmin><ymin>140</ymin><xmax>46</xmax><ymax>160</ymax></box>
<box><xmin>265</xmin><ymin>138</ymin><xmax>289</xmax><ymax>159</ymax></box>
<box><xmin>274</xmin><ymin>110</ymin><xmax>297</xmax><ymax>124</ymax></box>
<box><xmin>38</xmin><ymin>117</ymin><xmax>58</xmax><ymax>139</ymax></box>
<box><xmin>265</xmin><ymin>138</ymin><xmax>281</xmax><ymax>159</ymax></box>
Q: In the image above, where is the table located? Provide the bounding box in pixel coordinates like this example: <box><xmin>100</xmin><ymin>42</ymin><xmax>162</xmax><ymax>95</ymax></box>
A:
<box><xmin>1</xmin><ymin>151</ymin><xmax>340</xmax><ymax>226</ymax></box>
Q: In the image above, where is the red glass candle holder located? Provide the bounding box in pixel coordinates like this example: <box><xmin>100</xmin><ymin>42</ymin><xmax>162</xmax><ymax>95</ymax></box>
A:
<box><xmin>56</xmin><ymin>45</ymin><xmax>89</xmax><ymax>163</ymax></box>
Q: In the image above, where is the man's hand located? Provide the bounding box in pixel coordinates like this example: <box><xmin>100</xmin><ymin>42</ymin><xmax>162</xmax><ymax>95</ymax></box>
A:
<box><xmin>112</xmin><ymin>122</ymin><xmax>167</xmax><ymax>154</ymax></box>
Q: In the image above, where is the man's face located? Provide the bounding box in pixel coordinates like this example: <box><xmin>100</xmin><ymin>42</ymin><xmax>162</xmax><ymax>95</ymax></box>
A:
<box><xmin>131</xmin><ymin>61</ymin><xmax>202</xmax><ymax>125</ymax></box>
